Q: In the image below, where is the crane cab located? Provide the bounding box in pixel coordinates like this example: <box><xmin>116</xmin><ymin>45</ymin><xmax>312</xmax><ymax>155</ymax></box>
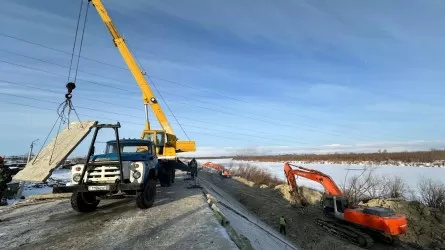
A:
<box><xmin>141</xmin><ymin>129</ymin><xmax>196</xmax><ymax>159</ymax></box>
<box><xmin>141</xmin><ymin>130</ymin><xmax>176</xmax><ymax>158</ymax></box>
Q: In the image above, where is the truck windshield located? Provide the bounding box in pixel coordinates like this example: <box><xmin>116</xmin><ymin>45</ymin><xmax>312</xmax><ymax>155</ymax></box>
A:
<box><xmin>106</xmin><ymin>143</ymin><xmax>152</xmax><ymax>154</ymax></box>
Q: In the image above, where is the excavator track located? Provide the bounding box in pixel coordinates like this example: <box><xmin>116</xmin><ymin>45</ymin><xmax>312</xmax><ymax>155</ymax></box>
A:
<box><xmin>316</xmin><ymin>217</ymin><xmax>374</xmax><ymax>248</ymax></box>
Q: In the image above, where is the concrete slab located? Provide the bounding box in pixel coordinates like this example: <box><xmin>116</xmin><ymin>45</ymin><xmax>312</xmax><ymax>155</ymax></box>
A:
<box><xmin>13</xmin><ymin>121</ymin><xmax>97</xmax><ymax>183</ymax></box>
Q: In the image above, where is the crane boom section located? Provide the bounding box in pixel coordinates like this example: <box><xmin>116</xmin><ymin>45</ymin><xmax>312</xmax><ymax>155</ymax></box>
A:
<box><xmin>284</xmin><ymin>162</ymin><xmax>343</xmax><ymax>196</ymax></box>
<box><xmin>90</xmin><ymin>0</ymin><xmax>173</xmax><ymax>134</ymax></box>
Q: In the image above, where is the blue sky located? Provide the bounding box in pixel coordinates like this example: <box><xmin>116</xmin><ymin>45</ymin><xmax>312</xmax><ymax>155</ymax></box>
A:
<box><xmin>0</xmin><ymin>0</ymin><xmax>444</xmax><ymax>157</ymax></box>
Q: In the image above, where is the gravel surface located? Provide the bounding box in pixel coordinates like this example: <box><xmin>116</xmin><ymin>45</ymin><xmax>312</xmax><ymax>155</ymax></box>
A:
<box><xmin>0</xmin><ymin>172</ymin><xmax>238</xmax><ymax>250</ymax></box>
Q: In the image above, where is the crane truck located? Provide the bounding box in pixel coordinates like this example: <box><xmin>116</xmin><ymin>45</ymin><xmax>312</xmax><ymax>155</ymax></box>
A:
<box><xmin>53</xmin><ymin>122</ymin><xmax>159</xmax><ymax>212</ymax></box>
<box><xmin>284</xmin><ymin>162</ymin><xmax>408</xmax><ymax>248</ymax></box>
<box><xmin>89</xmin><ymin>0</ymin><xmax>196</xmax><ymax>187</ymax></box>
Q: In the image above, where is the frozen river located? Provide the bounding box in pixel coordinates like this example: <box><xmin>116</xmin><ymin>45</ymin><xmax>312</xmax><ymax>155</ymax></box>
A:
<box><xmin>197</xmin><ymin>159</ymin><xmax>445</xmax><ymax>194</ymax></box>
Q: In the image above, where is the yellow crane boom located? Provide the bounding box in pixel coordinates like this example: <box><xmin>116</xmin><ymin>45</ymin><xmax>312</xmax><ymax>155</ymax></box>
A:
<box><xmin>89</xmin><ymin>0</ymin><xmax>195</xmax><ymax>158</ymax></box>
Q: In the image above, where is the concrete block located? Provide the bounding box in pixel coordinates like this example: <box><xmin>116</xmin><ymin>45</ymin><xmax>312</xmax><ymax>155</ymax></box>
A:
<box><xmin>13</xmin><ymin>121</ymin><xmax>97</xmax><ymax>183</ymax></box>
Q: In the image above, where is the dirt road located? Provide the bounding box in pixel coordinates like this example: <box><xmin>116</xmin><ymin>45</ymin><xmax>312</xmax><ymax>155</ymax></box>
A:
<box><xmin>0</xmin><ymin>172</ymin><xmax>237</xmax><ymax>250</ymax></box>
<box><xmin>198</xmin><ymin>176</ymin><xmax>298</xmax><ymax>250</ymax></box>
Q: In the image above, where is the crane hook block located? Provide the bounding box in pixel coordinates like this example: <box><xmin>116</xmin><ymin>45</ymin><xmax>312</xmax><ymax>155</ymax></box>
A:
<box><xmin>65</xmin><ymin>82</ymin><xmax>76</xmax><ymax>99</ymax></box>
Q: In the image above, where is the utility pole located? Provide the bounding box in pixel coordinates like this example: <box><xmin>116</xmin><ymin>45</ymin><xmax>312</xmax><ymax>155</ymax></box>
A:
<box><xmin>27</xmin><ymin>139</ymin><xmax>39</xmax><ymax>163</ymax></box>
<box><xmin>17</xmin><ymin>139</ymin><xmax>39</xmax><ymax>199</ymax></box>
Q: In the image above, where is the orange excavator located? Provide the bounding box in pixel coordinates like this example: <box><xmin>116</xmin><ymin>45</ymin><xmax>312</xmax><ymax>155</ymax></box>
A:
<box><xmin>202</xmin><ymin>162</ymin><xmax>232</xmax><ymax>178</ymax></box>
<box><xmin>284</xmin><ymin>162</ymin><xmax>408</xmax><ymax>248</ymax></box>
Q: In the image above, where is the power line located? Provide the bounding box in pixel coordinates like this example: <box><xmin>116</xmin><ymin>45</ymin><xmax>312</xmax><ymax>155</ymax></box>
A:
<box><xmin>0</xmin><ymin>32</ymin><xmax>383</xmax><ymax>132</ymax></box>
<box><xmin>179</xmin><ymin>123</ymin><xmax>310</xmax><ymax>145</ymax></box>
<box><xmin>0</xmin><ymin>93</ymin><xmax>296</xmax><ymax>146</ymax></box>
<box><xmin>0</xmin><ymin>100</ymin><xmax>301</xmax><ymax>146</ymax></box>
<box><xmin>0</xmin><ymin>48</ymin><xmax>414</xmax><ymax>143</ymax></box>
<box><xmin>163</xmin><ymin>98</ymin><xmax>364</xmax><ymax>139</ymax></box>
<box><xmin>0</xmin><ymin>48</ymin><xmax>238</xmax><ymax>112</ymax></box>
<box><xmin>0</xmin><ymin>92</ymin><xmax>141</xmax><ymax>119</ymax></box>
<box><xmin>0</xmin><ymin>59</ymin><xmax>407</xmax><ymax>144</ymax></box>
<box><xmin>0</xmin><ymin>32</ymin><xmax>129</xmax><ymax>71</ymax></box>
<box><xmin>0</xmin><ymin>59</ymin><xmax>135</xmax><ymax>93</ymax></box>
<box><xmin>0</xmin><ymin>35</ymin><xmax>419</xmax><ymax>142</ymax></box>
<box><xmin>0</xmin><ymin>57</ymin><xmax>414</xmax><ymax>144</ymax></box>
<box><xmin>0</xmin><ymin>78</ymin><xmax>310</xmax><ymax>142</ymax></box>
<box><xmin>147</xmin><ymin>73</ymin><xmax>190</xmax><ymax>140</ymax></box>
<box><xmin>0</xmin><ymin>49</ymin><xmax>130</xmax><ymax>85</ymax></box>
<box><xmin>0</xmin><ymin>79</ymin><xmax>138</xmax><ymax>110</ymax></box>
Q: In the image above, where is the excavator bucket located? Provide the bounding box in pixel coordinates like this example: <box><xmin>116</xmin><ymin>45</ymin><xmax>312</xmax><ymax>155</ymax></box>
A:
<box><xmin>13</xmin><ymin>121</ymin><xmax>97</xmax><ymax>183</ymax></box>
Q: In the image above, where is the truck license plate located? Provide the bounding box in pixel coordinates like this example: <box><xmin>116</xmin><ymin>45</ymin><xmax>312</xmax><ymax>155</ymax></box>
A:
<box><xmin>88</xmin><ymin>185</ymin><xmax>110</xmax><ymax>191</ymax></box>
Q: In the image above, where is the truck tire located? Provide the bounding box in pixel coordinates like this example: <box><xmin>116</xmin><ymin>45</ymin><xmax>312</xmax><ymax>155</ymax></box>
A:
<box><xmin>171</xmin><ymin>169</ymin><xmax>175</xmax><ymax>183</ymax></box>
<box><xmin>71</xmin><ymin>192</ymin><xmax>100</xmax><ymax>213</ymax></box>
<box><xmin>160</xmin><ymin>168</ymin><xmax>172</xmax><ymax>187</ymax></box>
<box><xmin>137</xmin><ymin>179</ymin><xmax>156</xmax><ymax>209</ymax></box>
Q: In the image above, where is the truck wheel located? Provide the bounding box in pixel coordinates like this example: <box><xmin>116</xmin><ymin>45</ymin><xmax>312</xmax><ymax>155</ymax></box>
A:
<box><xmin>160</xmin><ymin>169</ymin><xmax>172</xmax><ymax>187</ymax></box>
<box><xmin>137</xmin><ymin>179</ymin><xmax>156</xmax><ymax>209</ymax></box>
<box><xmin>71</xmin><ymin>192</ymin><xmax>100</xmax><ymax>213</ymax></box>
<box><xmin>171</xmin><ymin>169</ymin><xmax>175</xmax><ymax>183</ymax></box>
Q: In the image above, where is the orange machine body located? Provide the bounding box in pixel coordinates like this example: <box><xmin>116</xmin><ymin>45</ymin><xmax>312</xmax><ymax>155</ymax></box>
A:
<box><xmin>344</xmin><ymin>208</ymin><xmax>408</xmax><ymax>235</ymax></box>
<box><xmin>202</xmin><ymin>162</ymin><xmax>232</xmax><ymax>177</ymax></box>
<box><xmin>284</xmin><ymin>162</ymin><xmax>408</xmax><ymax>236</ymax></box>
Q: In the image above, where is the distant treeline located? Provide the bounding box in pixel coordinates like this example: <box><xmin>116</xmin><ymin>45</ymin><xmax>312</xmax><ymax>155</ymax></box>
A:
<box><xmin>232</xmin><ymin>150</ymin><xmax>445</xmax><ymax>163</ymax></box>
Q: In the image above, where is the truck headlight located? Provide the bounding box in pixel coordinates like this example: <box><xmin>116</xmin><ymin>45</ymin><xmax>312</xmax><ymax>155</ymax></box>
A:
<box><xmin>131</xmin><ymin>162</ymin><xmax>140</xmax><ymax>169</ymax></box>
<box><xmin>133</xmin><ymin>171</ymin><xmax>141</xmax><ymax>179</ymax></box>
<box><xmin>73</xmin><ymin>173</ymin><xmax>81</xmax><ymax>182</ymax></box>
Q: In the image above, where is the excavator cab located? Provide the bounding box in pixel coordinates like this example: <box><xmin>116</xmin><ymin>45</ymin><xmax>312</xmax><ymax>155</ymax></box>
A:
<box><xmin>322</xmin><ymin>195</ymin><xmax>348</xmax><ymax>220</ymax></box>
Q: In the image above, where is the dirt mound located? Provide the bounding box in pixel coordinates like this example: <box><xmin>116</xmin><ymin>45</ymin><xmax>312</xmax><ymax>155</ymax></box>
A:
<box><xmin>361</xmin><ymin>199</ymin><xmax>445</xmax><ymax>249</ymax></box>
<box><xmin>275</xmin><ymin>184</ymin><xmax>323</xmax><ymax>205</ymax></box>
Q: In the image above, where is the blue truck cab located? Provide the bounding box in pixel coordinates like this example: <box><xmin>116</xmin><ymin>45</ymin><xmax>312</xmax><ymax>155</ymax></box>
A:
<box><xmin>71</xmin><ymin>139</ymin><xmax>158</xmax><ymax>186</ymax></box>
<box><xmin>54</xmin><ymin>123</ymin><xmax>159</xmax><ymax>212</ymax></box>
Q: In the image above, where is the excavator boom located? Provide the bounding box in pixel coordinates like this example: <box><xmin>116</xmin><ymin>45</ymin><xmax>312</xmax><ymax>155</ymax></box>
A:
<box><xmin>202</xmin><ymin>162</ymin><xmax>232</xmax><ymax>178</ymax></box>
<box><xmin>284</xmin><ymin>162</ymin><xmax>343</xmax><ymax>196</ymax></box>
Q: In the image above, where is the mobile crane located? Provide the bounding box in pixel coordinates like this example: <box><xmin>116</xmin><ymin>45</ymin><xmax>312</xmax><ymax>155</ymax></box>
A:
<box><xmin>89</xmin><ymin>0</ymin><xmax>196</xmax><ymax>186</ymax></box>
<box><xmin>284</xmin><ymin>162</ymin><xmax>408</xmax><ymax>248</ymax></box>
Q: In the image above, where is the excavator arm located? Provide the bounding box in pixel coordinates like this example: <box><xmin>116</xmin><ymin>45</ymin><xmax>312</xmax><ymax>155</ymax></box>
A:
<box><xmin>202</xmin><ymin>162</ymin><xmax>232</xmax><ymax>178</ymax></box>
<box><xmin>284</xmin><ymin>162</ymin><xmax>343</xmax><ymax>196</ymax></box>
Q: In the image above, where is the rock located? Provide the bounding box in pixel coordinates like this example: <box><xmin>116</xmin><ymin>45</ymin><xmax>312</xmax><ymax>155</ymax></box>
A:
<box><xmin>418</xmin><ymin>234</ymin><xmax>432</xmax><ymax>246</ymax></box>
<box><xmin>260</xmin><ymin>184</ymin><xmax>268</xmax><ymax>189</ymax></box>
